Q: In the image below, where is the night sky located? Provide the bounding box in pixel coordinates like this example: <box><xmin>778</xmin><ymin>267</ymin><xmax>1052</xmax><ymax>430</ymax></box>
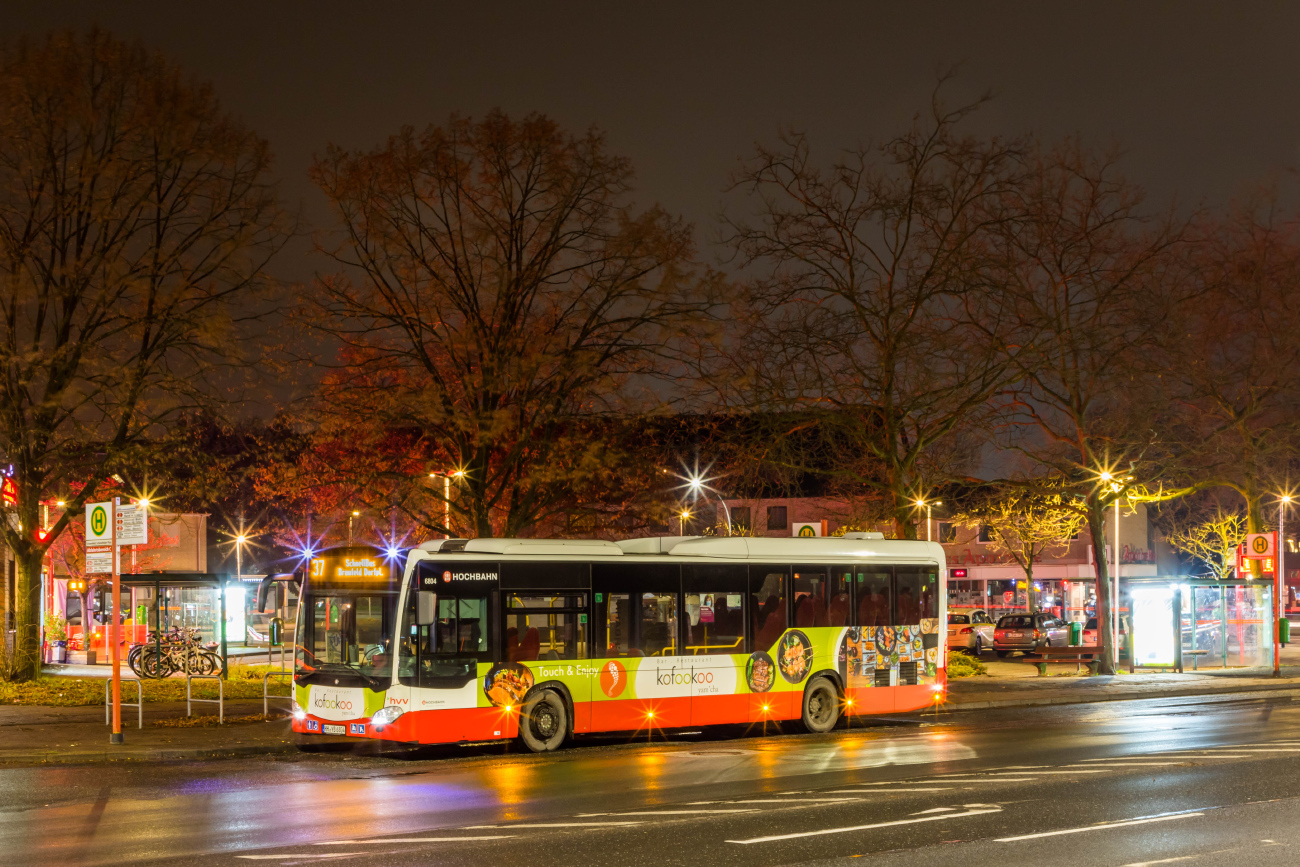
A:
<box><xmin>4</xmin><ymin>2</ymin><xmax>1299</xmax><ymax>279</ymax></box>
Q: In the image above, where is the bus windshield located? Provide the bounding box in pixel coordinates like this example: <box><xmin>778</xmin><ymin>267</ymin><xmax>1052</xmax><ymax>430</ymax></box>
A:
<box><xmin>294</xmin><ymin>547</ymin><xmax>400</xmax><ymax>688</ymax></box>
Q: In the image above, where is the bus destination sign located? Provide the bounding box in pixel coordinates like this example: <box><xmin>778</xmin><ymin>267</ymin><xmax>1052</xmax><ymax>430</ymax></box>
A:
<box><xmin>310</xmin><ymin>555</ymin><xmax>388</xmax><ymax>582</ymax></box>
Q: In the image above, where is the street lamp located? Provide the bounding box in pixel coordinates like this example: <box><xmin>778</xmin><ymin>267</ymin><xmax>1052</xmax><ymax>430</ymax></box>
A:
<box><xmin>914</xmin><ymin>498</ymin><xmax>942</xmax><ymax>542</ymax></box>
<box><xmin>679</xmin><ymin>508</ymin><xmax>692</xmax><ymax>536</ymax></box>
<box><xmin>349</xmin><ymin>510</ymin><xmax>360</xmax><ymax>545</ymax></box>
<box><xmin>1277</xmin><ymin>494</ymin><xmax>1292</xmax><ymax>677</ymax></box>
<box><xmin>681</xmin><ymin>470</ymin><xmax>731</xmax><ymax>535</ymax></box>
<box><xmin>429</xmin><ymin>469</ymin><xmax>466</xmax><ymax>539</ymax></box>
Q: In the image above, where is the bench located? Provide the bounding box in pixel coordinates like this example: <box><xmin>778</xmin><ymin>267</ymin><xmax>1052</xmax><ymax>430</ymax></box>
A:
<box><xmin>1012</xmin><ymin>646</ymin><xmax>1104</xmax><ymax>676</ymax></box>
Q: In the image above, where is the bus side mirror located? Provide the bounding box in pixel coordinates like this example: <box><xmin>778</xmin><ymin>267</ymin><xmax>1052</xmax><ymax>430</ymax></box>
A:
<box><xmin>417</xmin><ymin>591</ymin><xmax>438</xmax><ymax>626</ymax></box>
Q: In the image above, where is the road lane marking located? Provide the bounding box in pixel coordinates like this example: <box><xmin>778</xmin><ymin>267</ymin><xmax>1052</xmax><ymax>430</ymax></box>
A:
<box><xmin>1062</xmin><ymin>763</ymin><xmax>1189</xmax><ymax>767</ymax></box>
<box><xmin>316</xmin><ymin>836</ymin><xmax>514</xmax><ymax>844</ymax></box>
<box><xmin>995</xmin><ymin>812</ymin><xmax>1203</xmax><ymax>842</ymax></box>
<box><xmin>914</xmin><ymin>807</ymin><xmax>956</xmax><ymax>814</ymax></box>
<box><xmin>238</xmin><ymin>857</ymin><xmax>363</xmax><ymax>861</ymax></box>
<box><xmin>727</xmin><ymin>807</ymin><xmax>1003</xmax><ymax>844</ymax></box>
<box><xmin>466</xmin><ymin>822</ymin><xmax>644</xmax><ymax>828</ymax></box>
<box><xmin>729</xmin><ymin>798</ymin><xmax>860</xmax><ymax>803</ymax></box>
<box><xmin>825</xmin><ymin>788</ymin><xmax>954</xmax><ymax>793</ymax></box>
<box><xmin>616</xmin><ymin>809</ymin><xmax>759</xmax><ymax>815</ymax></box>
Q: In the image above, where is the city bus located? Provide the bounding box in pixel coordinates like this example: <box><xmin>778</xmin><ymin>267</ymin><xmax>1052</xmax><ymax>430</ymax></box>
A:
<box><xmin>291</xmin><ymin>534</ymin><xmax>946</xmax><ymax>752</ymax></box>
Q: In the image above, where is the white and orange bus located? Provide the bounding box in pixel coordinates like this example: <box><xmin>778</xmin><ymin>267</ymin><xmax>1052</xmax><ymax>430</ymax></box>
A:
<box><xmin>291</xmin><ymin>534</ymin><xmax>946</xmax><ymax>752</ymax></box>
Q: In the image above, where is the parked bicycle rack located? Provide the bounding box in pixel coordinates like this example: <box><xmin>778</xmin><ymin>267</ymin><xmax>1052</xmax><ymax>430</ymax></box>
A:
<box><xmin>105</xmin><ymin>678</ymin><xmax>144</xmax><ymax>729</ymax></box>
<box><xmin>263</xmin><ymin>670</ymin><xmax>294</xmax><ymax>716</ymax></box>
<box><xmin>186</xmin><ymin>674</ymin><xmax>224</xmax><ymax>723</ymax></box>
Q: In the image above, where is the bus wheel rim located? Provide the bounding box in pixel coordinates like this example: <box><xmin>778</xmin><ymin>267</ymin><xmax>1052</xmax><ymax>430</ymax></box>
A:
<box><xmin>533</xmin><ymin>707</ymin><xmax>558</xmax><ymax>738</ymax></box>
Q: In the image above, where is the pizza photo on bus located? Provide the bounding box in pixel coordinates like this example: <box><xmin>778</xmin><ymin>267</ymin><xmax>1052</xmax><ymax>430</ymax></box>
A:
<box><xmin>483</xmin><ymin>662</ymin><xmax>534</xmax><ymax>707</ymax></box>
<box><xmin>746</xmin><ymin>651</ymin><xmax>776</xmax><ymax>693</ymax></box>
<box><xmin>778</xmin><ymin>630</ymin><xmax>813</xmax><ymax>683</ymax></box>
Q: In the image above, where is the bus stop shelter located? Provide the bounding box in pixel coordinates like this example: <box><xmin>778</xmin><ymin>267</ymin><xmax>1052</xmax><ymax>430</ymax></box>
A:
<box><xmin>1125</xmin><ymin>575</ymin><xmax>1275</xmax><ymax>672</ymax></box>
<box><xmin>119</xmin><ymin>572</ymin><xmax>237</xmax><ymax>678</ymax></box>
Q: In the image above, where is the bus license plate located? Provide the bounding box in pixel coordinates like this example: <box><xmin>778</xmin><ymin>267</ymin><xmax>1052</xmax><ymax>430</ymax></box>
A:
<box><xmin>323</xmin><ymin>724</ymin><xmax>345</xmax><ymax>735</ymax></box>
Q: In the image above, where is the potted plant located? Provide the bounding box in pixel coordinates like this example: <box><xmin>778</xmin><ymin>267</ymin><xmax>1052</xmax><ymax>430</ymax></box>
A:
<box><xmin>44</xmin><ymin>613</ymin><xmax>68</xmax><ymax>664</ymax></box>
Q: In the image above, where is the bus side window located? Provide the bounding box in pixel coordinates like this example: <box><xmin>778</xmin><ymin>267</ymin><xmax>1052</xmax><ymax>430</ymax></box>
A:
<box><xmin>855</xmin><ymin>571</ymin><xmax>892</xmax><ymax>627</ymax></box>
<box><xmin>828</xmin><ymin>569</ymin><xmax>852</xmax><ymax>627</ymax></box>
<box><xmin>750</xmin><ymin>569</ymin><xmax>787</xmax><ymax>651</ymax></box>
<box><xmin>603</xmin><ymin>593</ymin><xmax>631</xmax><ymax>657</ymax></box>
<box><xmin>894</xmin><ymin>568</ymin><xmax>932</xmax><ymax>626</ymax></box>
<box><xmin>638</xmin><ymin>593</ymin><xmax>678</xmax><ymax>656</ymax></box>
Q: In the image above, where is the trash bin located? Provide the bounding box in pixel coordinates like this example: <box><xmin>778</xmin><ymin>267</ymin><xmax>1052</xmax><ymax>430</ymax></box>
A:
<box><xmin>269</xmin><ymin>617</ymin><xmax>283</xmax><ymax>646</ymax></box>
<box><xmin>1281</xmin><ymin>618</ymin><xmax>1291</xmax><ymax>647</ymax></box>
<box><xmin>1068</xmin><ymin>621</ymin><xmax>1083</xmax><ymax>646</ymax></box>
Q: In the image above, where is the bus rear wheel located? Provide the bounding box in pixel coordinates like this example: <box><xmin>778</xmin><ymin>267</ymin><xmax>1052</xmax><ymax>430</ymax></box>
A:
<box><xmin>519</xmin><ymin>690</ymin><xmax>568</xmax><ymax>753</ymax></box>
<box><xmin>801</xmin><ymin>676</ymin><xmax>840</xmax><ymax>733</ymax></box>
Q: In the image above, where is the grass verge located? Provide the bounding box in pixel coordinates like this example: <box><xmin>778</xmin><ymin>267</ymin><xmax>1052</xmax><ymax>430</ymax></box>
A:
<box><xmin>0</xmin><ymin>665</ymin><xmax>293</xmax><ymax>706</ymax></box>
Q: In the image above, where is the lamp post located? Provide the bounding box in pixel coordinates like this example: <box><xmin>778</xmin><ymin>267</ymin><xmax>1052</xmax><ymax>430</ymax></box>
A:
<box><xmin>429</xmin><ymin>470</ymin><xmax>466</xmax><ymax>539</ymax></box>
<box><xmin>679</xmin><ymin>509</ymin><xmax>692</xmax><ymax>536</ymax></box>
<box><xmin>1277</xmin><ymin>495</ymin><xmax>1291</xmax><ymax>677</ymax></box>
<box><xmin>915</xmin><ymin>499</ymin><xmax>942</xmax><ymax>542</ymax></box>
<box><xmin>348</xmin><ymin>510</ymin><xmax>359</xmax><ymax>545</ymax></box>
<box><xmin>685</xmin><ymin>473</ymin><xmax>731</xmax><ymax>535</ymax></box>
<box><xmin>1098</xmin><ymin>471</ymin><xmax>1128</xmax><ymax>659</ymax></box>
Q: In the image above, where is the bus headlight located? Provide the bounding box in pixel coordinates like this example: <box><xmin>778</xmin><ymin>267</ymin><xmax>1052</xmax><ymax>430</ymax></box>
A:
<box><xmin>371</xmin><ymin>706</ymin><xmax>405</xmax><ymax>726</ymax></box>
<box><xmin>292</xmin><ymin>705</ymin><xmax>306</xmax><ymax>721</ymax></box>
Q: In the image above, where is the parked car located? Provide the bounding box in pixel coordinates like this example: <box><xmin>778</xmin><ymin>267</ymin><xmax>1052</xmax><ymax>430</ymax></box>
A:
<box><xmin>993</xmin><ymin>613</ymin><xmax>1069</xmax><ymax>657</ymax></box>
<box><xmin>1082</xmin><ymin>616</ymin><xmax>1130</xmax><ymax>658</ymax></box>
<box><xmin>948</xmin><ymin>610</ymin><xmax>995</xmax><ymax>655</ymax></box>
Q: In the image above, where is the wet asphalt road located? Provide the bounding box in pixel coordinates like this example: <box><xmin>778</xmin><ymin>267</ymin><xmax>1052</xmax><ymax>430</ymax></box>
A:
<box><xmin>6</xmin><ymin>691</ymin><xmax>1300</xmax><ymax>867</ymax></box>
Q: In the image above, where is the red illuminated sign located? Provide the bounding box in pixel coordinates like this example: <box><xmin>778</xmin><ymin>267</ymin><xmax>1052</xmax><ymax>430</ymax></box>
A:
<box><xmin>1</xmin><ymin>477</ymin><xmax>16</xmax><ymax>506</ymax></box>
<box><xmin>950</xmin><ymin>568</ymin><xmax>968</xmax><ymax>578</ymax></box>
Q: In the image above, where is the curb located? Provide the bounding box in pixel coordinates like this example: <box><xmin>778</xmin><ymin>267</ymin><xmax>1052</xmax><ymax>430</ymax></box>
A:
<box><xmin>941</xmin><ymin>681</ymin><xmax>1300</xmax><ymax>712</ymax></box>
<box><xmin>0</xmin><ymin>740</ymin><xmax>297</xmax><ymax>765</ymax></box>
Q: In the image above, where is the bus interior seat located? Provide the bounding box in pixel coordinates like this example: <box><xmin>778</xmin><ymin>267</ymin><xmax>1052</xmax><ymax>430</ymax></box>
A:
<box><xmin>828</xmin><ymin>594</ymin><xmax>850</xmax><ymax>627</ymax></box>
<box><xmin>519</xmin><ymin>627</ymin><xmax>540</xmax><ymax>661</ymax></box>
<box><xmin>539</xmin><ymin>649</ymin><xmax>560</xmax><ymax>661</ymax></box>
<box><xmin>755</xmin><ymin>612</ymin><xmax>784</xmax><ymax>650</ymax></box>
<box><xmin>795</xmin><ymin>596</ymin><xmax>815</xmax><ymax>628</ymax></box>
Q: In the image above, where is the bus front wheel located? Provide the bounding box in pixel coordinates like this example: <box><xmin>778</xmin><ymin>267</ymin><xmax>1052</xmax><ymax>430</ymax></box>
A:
<box><xmin>801</xmin><ymin>676</ymin><xmax>840</xmax><ymax>734</ymax></box>
<box><xmin>519</xmin><ymin>690</ymin><xmax>568</xmax><ymax>753</ymax></box>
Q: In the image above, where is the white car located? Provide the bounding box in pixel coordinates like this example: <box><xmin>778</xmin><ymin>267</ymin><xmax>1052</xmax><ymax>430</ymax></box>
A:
<box><xmin>948</xmin><ymin>610</ymin><xmax>995</xmax><ymax>655</ymax></box>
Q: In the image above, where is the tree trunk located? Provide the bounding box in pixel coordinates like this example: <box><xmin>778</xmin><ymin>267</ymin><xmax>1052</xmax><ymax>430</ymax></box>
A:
<box><xmin>1086</xmin><ymin>497</ymin><xmax>1116</xmax><ymax>675</ymax></box>
<box><xmin>8</xmin><ymin>549</ymin><xmax>45</xmax><ymax>682</ymax></box>
<box><xmin>1025</xmin><ymin>561</ymin><xmax>1037</xmax><ymax>614</ymax></box>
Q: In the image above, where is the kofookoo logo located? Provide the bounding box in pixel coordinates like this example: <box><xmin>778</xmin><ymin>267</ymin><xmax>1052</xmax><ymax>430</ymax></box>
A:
<box><xmin>314</xmin><ymin>696</ymin><xmax>354</xmax><ymax>711</ymax></box>
<box><xmin>442</xmin><ymin>570</ymin><xmax>452</xmax><ymax>583</ymax></box>
<box><xmin>599</xmin><ymin>660</ymin><xmax>627</xmax><ymax>697</ymax></box>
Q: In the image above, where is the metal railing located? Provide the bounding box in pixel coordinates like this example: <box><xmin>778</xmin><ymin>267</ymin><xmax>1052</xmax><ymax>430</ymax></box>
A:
<box><xmin>104</xmin><ymin>677</ymin><xmax>143</xmax><ymax>729</ymax></box>
<box><xmin>186</xmin><ymin>674</ymin><xmax>224</xmax><ymax>723</ymax></box>
<box><xmin>263</xmin><ymin>670</ymin><xmax>293</xmax><ymax>716</ymax></box>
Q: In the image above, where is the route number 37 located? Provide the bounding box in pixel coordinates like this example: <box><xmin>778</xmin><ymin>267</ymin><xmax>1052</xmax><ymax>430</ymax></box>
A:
<box><xmin>310</xmin><ymin>560</ymin><xmax>324</xmax><ymax>577</ymax></box>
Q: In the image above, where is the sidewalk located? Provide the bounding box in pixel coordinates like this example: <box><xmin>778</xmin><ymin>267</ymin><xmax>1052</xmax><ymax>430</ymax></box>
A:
<box><xmin>944</xmin><ymin>657</ymin><xmax>1300</xmax><ymax>710</ymax></box>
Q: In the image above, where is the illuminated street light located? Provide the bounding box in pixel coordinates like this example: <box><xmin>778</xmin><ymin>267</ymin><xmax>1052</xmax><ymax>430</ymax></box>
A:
<box><xmin>677</xmin><ymin>466</ymin><xmax>732</xmax><ymax>535</ymax></box>
<box><xmin>1277</xmin><ymin>492</ymin><xmax>1294</xmax><ymax>678</ymax></box>
<box><xmin>914</xmin><ymin>498</ymin><xmax>942</xmax><ymax>542</ymax></box>
<box><xmin>429</xmin><ymin>469</ymin><xmax>467</xmax><ymax>539</ymax></box>
<box><xmin>679</xmin><ymin>508</ymin><xmax>692</xmax><ymax>536</ymax></box>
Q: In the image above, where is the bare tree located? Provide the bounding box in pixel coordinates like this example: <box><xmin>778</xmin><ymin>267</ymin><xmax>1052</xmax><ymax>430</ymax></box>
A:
<box><xmin>308</xmin><ymin>111</ymin><xmax>713</xmax><ymax>538</ymax></box>
<box><xmin>978</xmin><ymin>138</ymin><xmax>1187</xmax><ymax>673</ymax></box>
<box><xmin>0</xmin><ymin>31</ymin><xmax>285</xmax><ymax>680</ymax></box>
<box><xmin>717</xmin><ymin>90</ymin><xmax>1022</xmax><ymax>537</ymax></box>
<box><xmin>1157</xmin><ymin>196</ymin><xmax>1300</xmax><ymax>546</ymax></box>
